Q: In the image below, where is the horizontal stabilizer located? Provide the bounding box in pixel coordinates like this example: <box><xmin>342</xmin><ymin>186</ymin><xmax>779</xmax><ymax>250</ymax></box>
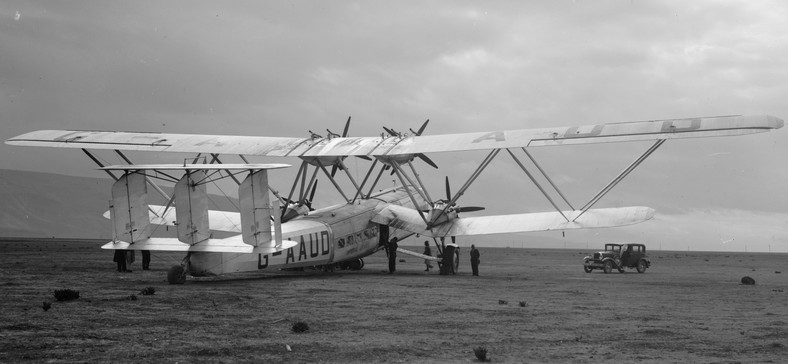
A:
<box><xmin>101</xmin><ymin>237</ymin><xmax>297</xmax><ymax>254</ymax></box>
<box><xmin>396</xmin><ymin>247</ymin><xmax>441</xmax><ymax>261</ymax></box>
<box><xmin>104</xmin><ymin>205</ymin><xmax>243</xmax><ymax>233</ymax></box>
<box><xmin>372</xmin><ymin>205</ymin><xmax>655</xmax><ymax>238</ymax></box>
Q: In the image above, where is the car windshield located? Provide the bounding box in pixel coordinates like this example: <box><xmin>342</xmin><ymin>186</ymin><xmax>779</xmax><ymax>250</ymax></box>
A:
<box><xmin>604</xmin><ymin>244</ymin><xmax>621</xmax><ymax>253</ymax></box>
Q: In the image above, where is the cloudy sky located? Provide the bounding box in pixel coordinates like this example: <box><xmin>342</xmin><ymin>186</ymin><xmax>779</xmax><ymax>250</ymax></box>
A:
<box><xmin>2</xmin><ymin>1</ymin><xmax>787</xmax><ymax>252</ymax></box>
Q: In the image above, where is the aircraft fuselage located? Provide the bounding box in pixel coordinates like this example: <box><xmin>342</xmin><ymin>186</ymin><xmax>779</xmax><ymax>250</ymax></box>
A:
<box><xmin>188</xmin><ymin>187</ymin><xmax>420</xmax><ymax>276</ymax></box>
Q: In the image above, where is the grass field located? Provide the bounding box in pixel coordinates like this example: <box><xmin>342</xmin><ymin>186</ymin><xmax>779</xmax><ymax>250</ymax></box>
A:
<box><xmin>1</xmin><ymin>239</ymin><xmax>787</xmax><ymax>363</ymax></box>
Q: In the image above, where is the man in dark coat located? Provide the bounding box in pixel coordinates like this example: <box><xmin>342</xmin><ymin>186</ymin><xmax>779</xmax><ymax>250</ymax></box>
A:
<box><xmin>387</xmin><ymin>237</ymin><xmax>398</xmax><ymax>273</ymax></box>
<box><xmin>141</xmin><ymin>250</ymin><xmax>151</xmax><ymax>270</ymax></box>
<box><xmin>470</xmin><ymin>244</ymin><xmax>480</xmax><ymax>276</ymax></box>
<box><xmin>113</xmin><ymin>250</ymin><xmax>128</xmax><ymax>272</ymax></box>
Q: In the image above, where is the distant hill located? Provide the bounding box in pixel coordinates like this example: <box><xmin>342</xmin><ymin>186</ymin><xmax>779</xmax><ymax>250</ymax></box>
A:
<box><xmin>0</xmin><ymin>169</ymin><xmax>238</xmax><ymax>239</ymax></box>
<box><xmin>0</xmin><ymin>169</ymin><xmax>113</xmax><ymax>239</ymax></box>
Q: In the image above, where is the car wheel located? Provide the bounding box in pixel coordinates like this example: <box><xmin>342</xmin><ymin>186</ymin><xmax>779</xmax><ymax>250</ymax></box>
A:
<box><xmin>637</xmin><ymin>260</ymin><xmax>647</xmax><ymax>273</ymax></box>
<box><xmin>584</xmin><ymin>266</ymin><xmax>593</xmax><ymax>273</ymax></box>
<box><xmin>603</xmin><ymin>261</ymin><xmax>612</xmax><ymax>274</ymax></box>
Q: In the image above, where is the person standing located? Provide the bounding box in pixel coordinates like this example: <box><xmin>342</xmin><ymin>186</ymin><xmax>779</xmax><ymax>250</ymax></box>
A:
<box><xmin>387</xmin><ymin>237</ymin><xmax>398</xmax><ymax>274</ymax></box>
<box><xmin>113</xmin><ymin>250</ymin><xmax>128</xmax><ymax>272</ymax></box>
<box><xmin>141</xmin><ymin>250</ymin><xmax>151</xmax><ymax>270</ymax></box>
<box><xmin>470</xmin><ymin>244</ymin><xmax>480</xmax><ymax>276</ymax></box>
<box><xmin>125</xmin><ymin>249</ymin><xmax>135</xmax><ymax>272</ymax></box>
<box><xmin>422</xmin><ymin>241</ymin><xmax>433</xmax><ymax>272</ymax></box>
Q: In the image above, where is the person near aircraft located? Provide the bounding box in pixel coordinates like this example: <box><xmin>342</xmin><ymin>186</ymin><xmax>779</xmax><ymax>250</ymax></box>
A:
<box><xmin>141</xmin><ymin>250</ymin><xmax>150</xmax><ymax>270</ymax></box>
<box><xmin>423</xmin><ymin>241</ymin><xmax>433</xmax><ymax>272</ymax></box>
<box><xmin>126</xmin><ymin>249</ymin><xmax>135</xmax><ymax>270</ymax></box>
<box><xmin>387</xmin><ymin>237</ymin><xmax>398</xmax><ymax>273</ymax></box>
<box><xmin>470</xmin><ymin>244</ymin><xmax>480</xmax><ymax>276</ymax></box>
<box><xmin>440</xmin><ymin>242</ymin><xmax>458</xmax><ymax>275</ymax></box>
<box><xmin>113</xmin><ymin>250</ymin><xmax>129</xmax><ymax>272</ymax></box>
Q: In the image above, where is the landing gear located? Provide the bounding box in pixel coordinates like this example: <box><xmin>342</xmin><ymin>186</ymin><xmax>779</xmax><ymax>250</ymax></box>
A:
<box><xmin>167</xmin><ymin>253</ymin><xmax>190</xmax><ymax>284</ymax></box>
<box><xmin>440</xmin><ymin>244</ymin><xmax>459</xmax><ymax>275</ymax></box>
<box><xmin>453</xmin><ymin>248</ymin><xmax>460</xmax><ymax>273</ymax></box>
<box><xmin>338</xmin><ymin>258</ymin><xmax>365</xmax><ymax>270</ymax></box>
<box><xmin>167</xmin><ymin>265</ymin><xmax>186</xmax><ymax>284</ymax></box>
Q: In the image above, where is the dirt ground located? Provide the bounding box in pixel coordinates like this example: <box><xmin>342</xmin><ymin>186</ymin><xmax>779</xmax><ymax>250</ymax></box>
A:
<box><xmin>1</xmin><ymin>239</ymin><xmax>787</xmax><ymax>363</ymax></box>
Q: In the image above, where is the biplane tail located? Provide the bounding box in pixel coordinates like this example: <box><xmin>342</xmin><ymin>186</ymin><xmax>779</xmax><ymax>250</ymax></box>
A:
<box><xmin>101</xmin><ymin>163</ymin><xmax>295</xmax><ymax>253</ymax></box>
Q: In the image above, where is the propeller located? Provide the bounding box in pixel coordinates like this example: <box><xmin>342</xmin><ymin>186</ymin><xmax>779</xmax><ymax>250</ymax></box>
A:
<box><xmin>411</xmin><ymin>119</ymin><xmax>430</xmax><ymax>136</ymax></box>
<box><xmin>330</xmin><ymin>117</ymin><xmax>355</xmax><ymax>177</ymax></box>
<box><xmin>440</xmin><ymin>176</ymin><xmax>485</xmax><ymax>213</ymax></box>
<box><xmin>326</xmin><ymin>117</ymin><xmax>372</xmax><ymax>176</ymax></box>
<box><xmin>382</xmin><ymin>119</ymin><xmax>438</xmax><ymax>171</ymax></box>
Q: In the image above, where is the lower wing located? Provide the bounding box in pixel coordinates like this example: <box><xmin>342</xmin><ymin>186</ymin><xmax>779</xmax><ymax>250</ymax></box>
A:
<box><xmin>371</xmin><ymin>205</ymin><xmax>654</xmax><ymax>238</ymax></box>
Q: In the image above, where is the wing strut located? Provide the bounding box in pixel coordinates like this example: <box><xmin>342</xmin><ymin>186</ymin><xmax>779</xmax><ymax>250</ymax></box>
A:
<box><xmin>337</xmin><ymin>158</ymin><xmax>364</xmax><ymax>202</ymax></box>
<box><xmin>114</xmin><ymin>150</ymin><xmax>172</xmax><ymax>202</ymax></box>
<box><xmin>507</xmin><ymin>148</ymin><xmax>570</xmax><ymax>222</ymax></box>
<box><xmin>82</xmin><ymin>149</ymin><xmax>119</xmax><ymax>181</ymax></box>
<box><xmin>390</xmin><ymin>163</ymin><xmax>429</xmax><ymax>225</ymax></box>
<box><xmin>437</xmin><ymin>149</ymin><xmax>500</xmax><ymax>222</ymax></box>
<box><xmin>315</xmin><ymin>159</ymin><xmax>350</xmax><ymax>203</ymax></box>
<box><xmin>391</xmin><ymin>162</ymin><xmax>431</xmax><ymax>206</ymax></box>
<box><xmin>83</xmin><ymin>149</ymin><xmax>171</xmax><ymax>219</ymax></box>
<box><xmin>284</xmin><ymin>162</ymin><xmax>307</xmax><ymax>207</ymax></box>
<box><xmin>239</xmin><ymin>154</ymin><xmax>286</xmax><ymax>204</ymax></box>
<box><xmin>574</xmin><ymin>139</ymin><xmax>666</xmax><ymax>221</ymax></box>
<box><xmin>209</xmin><ymin>153</ymin><xmax>242</xmax><ymax>185</ymax></box>
<box><xmin>352</xmin><ymin>159</ymin><xmax>379</xmax><ymax>201</ymax></box>
<box><xmin>364</xmin><ymin>163</ymin><xmax>388</xmax><ymax>198</ymax></box>
<box><xmin>408</xmin><ymin>161</ymin><xmax>433</xmax><ymax>204</ymax></box>
<box><xmin>522</xmin><ymin>148</ymin><xmax>575</xmax><ymax>210</ymax></box>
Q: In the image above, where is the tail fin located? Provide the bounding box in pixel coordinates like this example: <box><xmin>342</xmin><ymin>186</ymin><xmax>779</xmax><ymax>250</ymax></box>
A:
<box><xmin>109</xmin><ymin>172</ymin><xmax>150</xmax><ymax>243</ymax></box>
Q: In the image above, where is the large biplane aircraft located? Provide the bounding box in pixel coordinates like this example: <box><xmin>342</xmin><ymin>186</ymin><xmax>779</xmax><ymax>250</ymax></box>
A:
<box><xmin>6</xmin><ymin>114</ymin><xmax>783</xmax><ymax>283</ymax></box>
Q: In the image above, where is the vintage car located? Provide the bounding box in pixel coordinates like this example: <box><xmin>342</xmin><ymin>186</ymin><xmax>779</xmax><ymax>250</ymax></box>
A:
<box><xmin>583</xmin><ymin>243</ymin><xmax>650</xmax><ymax>273</ymax></box>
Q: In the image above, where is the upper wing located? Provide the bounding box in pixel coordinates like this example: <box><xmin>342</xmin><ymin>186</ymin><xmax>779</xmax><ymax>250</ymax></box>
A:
<box><xmin>370</xmin><ymin>204</ymin><xmax>655</xmax><ymax>238</ymax></box>
<box><xmin>7</xmin><ymin>114</ymin><xmax>782</xmax><ymax>157</ymax></box>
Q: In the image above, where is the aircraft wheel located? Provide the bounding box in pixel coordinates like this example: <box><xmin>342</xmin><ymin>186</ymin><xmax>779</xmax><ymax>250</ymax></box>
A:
<box><xmin>603</xmin><ymin>261</ymin><xmax>612</xmax><ymax>274</ymax></box>
<box><xmin>636</xmin><ymin>260</ymin><xmax>647</xmax><ymax>273</ymax></box>
<box><xmin>167</xmin><ymin>265</ymin><xmax>186</xmax><ymax>284</ymax></box>
<box><xmin>453</xmin><ymin>250</ymin><xmax>460</xmax><ymax>274</ymax></box>
<box><xmin>347</xmin><ymin>259</ymin><xmax>364</xmax><ymax>270</ymax></box>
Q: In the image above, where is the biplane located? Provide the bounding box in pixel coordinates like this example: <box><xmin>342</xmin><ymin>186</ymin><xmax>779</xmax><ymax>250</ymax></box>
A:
<box><xmin>6</xmin><ymin>114</ymin><xmax>783</xmax><ymax>283</ymax></box>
